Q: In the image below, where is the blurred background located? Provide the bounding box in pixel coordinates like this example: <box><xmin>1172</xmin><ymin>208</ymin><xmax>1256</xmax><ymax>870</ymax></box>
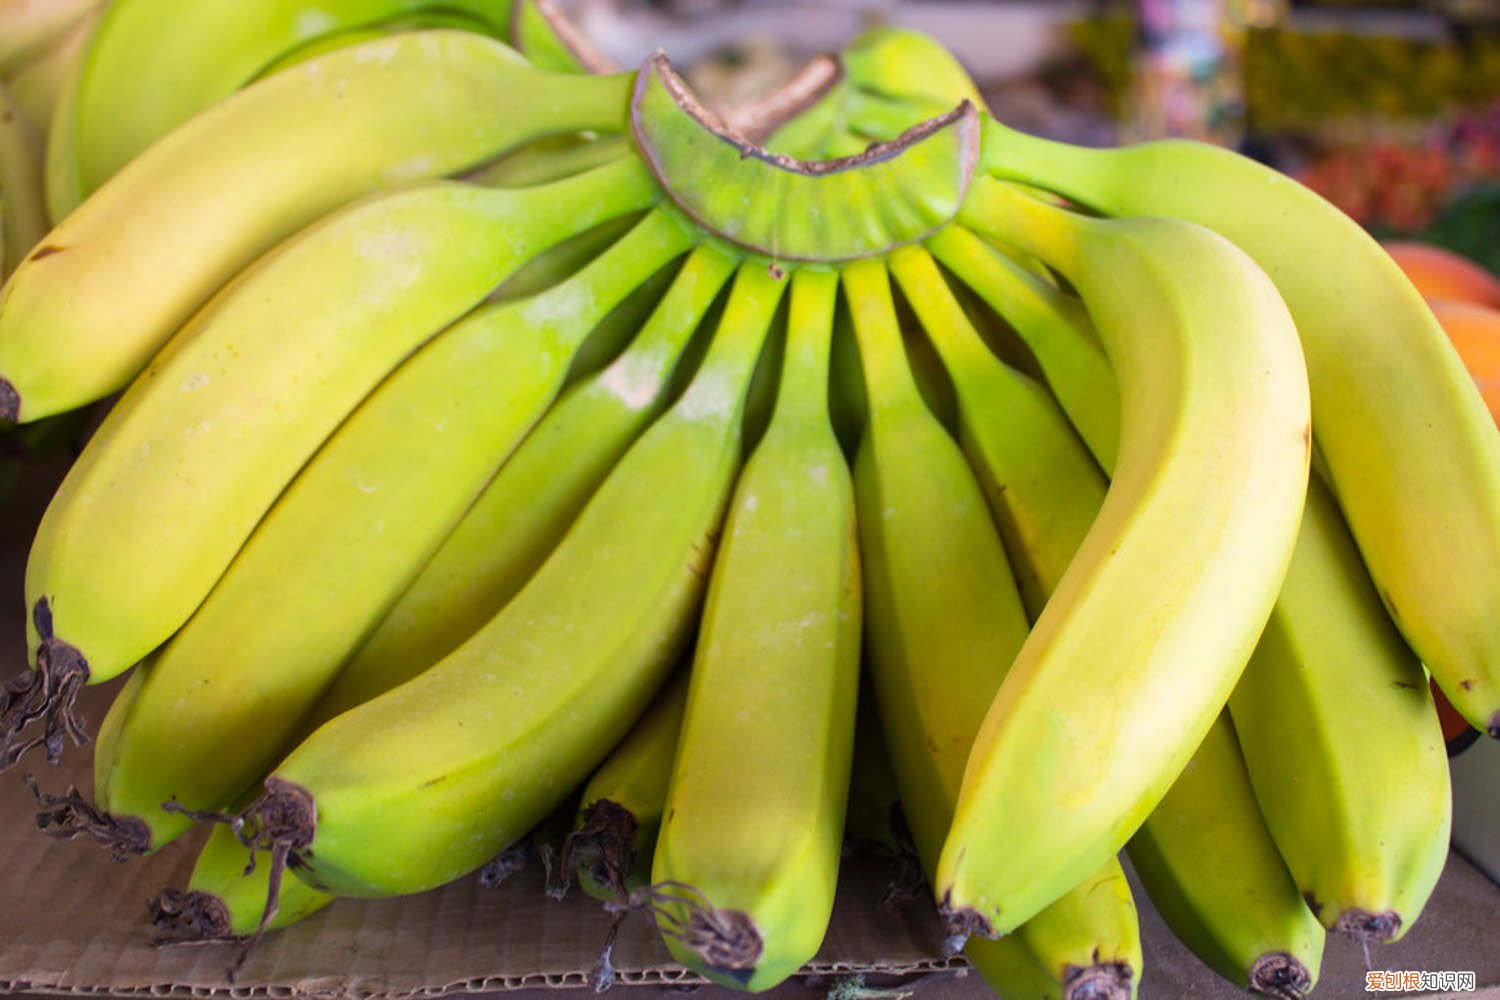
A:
<box><xmin>556</xmin><ymin>0</ymin><xmax>1500</xmax><ymax>270</ymax></box>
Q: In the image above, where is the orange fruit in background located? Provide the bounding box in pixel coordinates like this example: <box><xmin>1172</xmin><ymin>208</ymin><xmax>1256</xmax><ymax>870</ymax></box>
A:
<box><xmin>1429</xmin><ymin>298</ymin><xmax>1500</xmax><ymax>426</ymax></box>
<box><xmin>1385</xmin><ymin>240</ymin><xmax>1500</xmax><ymax>309</ymax></box>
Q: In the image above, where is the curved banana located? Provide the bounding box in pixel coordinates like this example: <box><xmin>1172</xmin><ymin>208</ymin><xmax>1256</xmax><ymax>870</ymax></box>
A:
<box><xmin>980</xmin><ymin>120</ymin><xmax>1500</xmax><ymax>739</ymax></box>
<box><xmin>937</xmin><ymin>177</ymin><xmax>1310</xmax><ymax>939</ymax></box>
<box><xmin>1129</xmin><ymin>714</ymin><xmax>1324</xmax><ymax>999</ymax></box>
<box><xmin>1230</xmin><ymin>474</ymin><xmax>1451</xmax><ymax>943</ymax></box>
<box><xmin>0</xmin><ymin>30</ymin><xmax>635</xmax><ymax>421</ymax></box>
<box><xmin>651</xmin><ymin>266</ymin><xmax>860</xmax><ymax>993</ymax></box>
<box><xmin>861</xmin><ymin>252</ymin><xmax>1137</xmax><ymax>1000</ymax></box>
<box><xmin>78</xmin><ymin>209</ymin><xmax>691</xmax><ymax>855</ymax></box>
<box><xmin>4</xmin><ymin>160</ymin><xmax>656</xmax><ymax>768</ymax></box>
<box><xmin>0</xmin><ymin>80</ymin><xmax>46</xmax><ymax>277</ymax></box>
<box><xmin>235</xmin><ymin>256</ymin><xmax>777</xmax><ymax>904</ymax></box>
<box><xmin>321</xmin><ymin>244</ymin><xmax>734</xmax><ymax>713</ymax></box>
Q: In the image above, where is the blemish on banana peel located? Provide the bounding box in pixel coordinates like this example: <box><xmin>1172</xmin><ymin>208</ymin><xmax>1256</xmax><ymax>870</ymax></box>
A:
<box><xmin>1061</xmin><ymin>958</ymin><xmax>1134</xmax><ymax>1000</ymax></box>
<box><xmin>601</xmin><ymin>352</ymin><xmax>661</xmax><ymax>410</ymax></box>
<box><xmin>29</xmin><ymin>245</ymin><xmax>64</xmax><ymax>261</ymax></box>
<box><xmin>293</xmin><ymin>9</ymin><xmax>338</xmax><ymax>39</ymax></box>
<box><xmin>1248</xmin><ymin>951</ymin><xmax>1314</xmax><ymax>1000</ymax></box>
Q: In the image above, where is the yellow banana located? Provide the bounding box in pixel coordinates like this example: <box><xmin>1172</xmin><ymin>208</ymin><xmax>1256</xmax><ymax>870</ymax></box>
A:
<box><xmin>981</xmin><ymin>121</ymin><xmax>1500</xmax><ymax>739</ymax></box>
<box><xmin>231</xmin><ymin>257</ymin><xmax>778</xmax><ymax>905</ymax></box>
<box><xmin>320</xmin><ymin>244</ymin><xmax>735</xmax><ymax>714</ymax></box>
<box><xmin>4</xmin><ymin>159</ymin><xmax>656</xmax><ymax>768</ymax></box>
<box><xmin>0</xmin><ymin>30</ymin><xmax>635</xmax><ymax>421</ymax></box>
<box><xmin>651</xmin><ymin>266</ymin><xmax>860</xmax><ymax>993</ymax></box>
<box><xmin>937</xmin><ymin>177</ymin><xmax>1310</xmax><ymax>939</ymax></box>
<box><xmin>1129</xmin><ymin>714</ymin><xmax>1324</xmax><ymax>999</ymax></box>
<box><xmin>74</xmin><ymin>209</ymin><xmax>691</xmax><ymax>856</ymax></box>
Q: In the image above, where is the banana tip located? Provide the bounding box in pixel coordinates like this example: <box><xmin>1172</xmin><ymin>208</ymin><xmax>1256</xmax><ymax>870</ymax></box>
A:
<box><xmin>1333</xmin><ymin>908</ymin><xmax>1401</xmax><ymax>943</ymax></box>
<box><xmin>0</xmin><ymin>378</ymin><xmax>17</xmax><ymax>422</ymax></box>
<box><xmin>936</xmin><ymin>891</ymin><xmax>995</xmax><ymax>955</ymax></box>
<box><xmin>1486</xmin><ymin>710</ymin><xmax>1500</xmax><ymax>741</ymax></box>
<box><xmin>1063</xmin><ymin>959</ymin><xmax>1135</xmax><ymax>1000</ymax></box>
<box><xmin>149</xmin><ymin>889</ymin><xmax>235</xmax><ymax>945</ymax></box>
<box><xmin>23</xmin><ymin>772</ymin><xmax>150</xmax><ymax>861</ymax></box>
<box><xmin>1248</xmin><ymin>950</ymin><xmax>1314</xmax><ymax>999</ymax></box>
<box><xmin>1</xmin><ymin>604</ymin><xmax>91</xmax><ymax>769</ymax></box>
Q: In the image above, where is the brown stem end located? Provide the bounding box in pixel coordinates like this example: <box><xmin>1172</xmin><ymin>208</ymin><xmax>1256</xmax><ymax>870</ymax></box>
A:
<box><xmin>1063</xmin><ymin>958</ymin><xmax>1135</xmax><ymax>1000</ymax></box>
<box><xmin>1</xmin><ymin>599</ymin><xmax>91</xmax><ymax>769</ymax></box>
<box><xmin>1248</xmin><ymin>950</ymin><xmax>1314</xmax><ymax>999</ymax></box>
<box><xmin>148</xmin><ymin>889</ymin><xmax>236</xmax><ymax>945</ymax></box>
<box><xmin>937</xmin><ymin>891</ymin><xmax>995</xmax><ymax>956</ymax></box>
<box><xmin>1333</xmin><ymin>908</ymin><xmax>1402</xmax><ymax>944</ymax></box>
<box><xmin>557</xmin><ymin>798</ymin><xmax>640</xmax><ymax>901</ymax></box>
<box><xmin>24</xmin><ymin>773</ymin><xmax>149</xmax><ymax>861</ymax></box>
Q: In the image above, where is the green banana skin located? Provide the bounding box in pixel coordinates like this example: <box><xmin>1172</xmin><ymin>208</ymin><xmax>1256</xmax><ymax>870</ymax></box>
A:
<box><xmin>1129</xmin><ymin>714</ymin><xmax>1324</xmax><ymax>999</ymax></box>
<box><xmin>59</xmin><ymin>0</ymin><xmax>515</xmax><ymax>205</ymax></box>
<box><xmin>979</xmin><ymin>120</ymin><xmax>1500</xmax><ymax>740</ymax></box>
<box><xmin>851</xmin><ymin>255</ymin><xmax>1137</xmax><ymax>1000</ymax></box>
<box><xmin>250</xmin><ymin>9</ymin><xmax>506</xmax><ymax>78</ymax></box>
<box><xmin>318</xmin><ymin>245</ymin><xmax>734</xmax><ymax>717</ymax></box>
<box><xmin>567</xmin><ymin>667</ymin><xmax>691</xmax><ymax>903</ymax></box>
<box><xmin>246</xmin><ymin>257</ymin><xmax>778</xmax><ymax>901</ymax></box>
<box><xmin>0</xmin><ymin>30</ymin><xmax>635</xmax><ymax>422</ymax></box>
<box><xmin>84</xmin><ymin>209</ymin><xmax>690</xmax><ymax>855</ymax></box>
<box><xmin>1230</xmin><ymin>474</ymin><xmax>1451</xmax><ymax>944</ymax></box>
<box><xmin>938</xmin><ymin>178</ymin><xmax>1310</xmax><ymax>939</ymax></box>
<box><xmin>6</xmin><ymin>159</ymin><xmax>656</xmax><ymax>769</ymax></box>
<box><xmin>652</xmin><ymin>266</ymin><xmax>860</xmax><ymax>993</ymax></box>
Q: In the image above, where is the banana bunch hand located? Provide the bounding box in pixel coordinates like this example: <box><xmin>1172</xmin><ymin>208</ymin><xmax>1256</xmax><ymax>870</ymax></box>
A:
<box><xmin>0</xmin><ymin>14</ymin><xmax>1488</xmax><ymax>1000</ymax></box>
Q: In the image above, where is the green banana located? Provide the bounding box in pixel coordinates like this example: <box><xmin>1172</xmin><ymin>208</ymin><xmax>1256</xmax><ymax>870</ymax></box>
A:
<box><xmin>852</xmin><ymin>253</ymin><xmax>1138</xmax><ymax>1000</ymax></box>
<box><xmin>232</xmin><ymin>256</ymin><xmax>778</xmax><ymax>904</ymax></box>
<box><xmin>1129</xmin><ymin>714</ymin><xmax>1324</xmax><ymax>999</ymax></box>
<box><xmin>4</xmin><ymin>159</ymin><xmax>656</xmax><ymax>768</ymax></box>
<box><xmin>651</xmin><ymin>266</ymin><xmax>860</xmax><ymax>993</ymax></box>
<box><xmin>54</xmin><ymin>0</ymin><xmax>517</xmax><ymax>207</ymax></box>
<box><xmin>0</xmin><ymin>30</ymin><xmax>635</xmax><ymax>421</ymax></box>
<box><xmin>319</xmin><ymin>245</ymin><xmax>734</xmax><ymax>715</ymax></box>
<box><xmin>1230</xmin><ymin>474</ymin><xmax>1451</xmax><ymax>943</ymax></box>
<box><xmin>937</xmin><ymin>177</ymin><xmax>1310</xmax><ymax>939</ymax></box>
<box><xmin>0</xmin><ymin>79</ymin><xmax>47</xmax><ymax>277</ymax></box>
<box><xmin>75</xmin><ymin>208</ymin><xmax>690</xmax><ymax>856</ymax></box>
<box><xmin>250</xmin><ymin>9</ymin><xmax>503</xmax><ymax>78</ymax></box>
<box><xmin>565</xmin><ymin>667</ymin><xmax>691</xmax><ymax>902</ymax></box>
<box><xmin>979</xmin><ymin>120</ymin><xmax>1500</xmax><ymax>739</ymax></box>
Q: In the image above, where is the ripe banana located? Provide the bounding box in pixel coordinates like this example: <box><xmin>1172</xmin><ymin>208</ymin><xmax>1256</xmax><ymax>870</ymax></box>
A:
<box><xmin>980</xmin><ymin>120</ymin><xmax>1500</xmax><ymax>739</ymax></box>
<box><xmin>1230</xmin><ymin>473</ymin><xmax>1451</xmax><ymax>943</ymax></box>
<box><xmin>938</xmin><ymin>177</ymin><xmax>1310</xmax><ymax>938</ymax></box>
<box><xmin>5</xmin><ymin>159</ymin><xmax>657</xmax><ymax>768</ymax></box>
<box><xmin>565</xmin><ymin>667</ymin><xmax>691</xmax><ymax>902</ymax></box>
<box><xmin>0</xmin><ymin>30</ymin><xmax>635</xmax><ymax>421</ymax></box>
<box><xmin>235</xmin><ymin>257</ymin><xmax>780</xmax><ymax>902</ymax></box>
<box><xmin>320</xmin><ymin>244</ymin><xmax>736</xmax><ymax>714</ymax></box>
<box><xmin>651</xmin><ymin>266</ymin><xmax>860</xmax><ymax>993</ymax></box>
<box><xmin>846</xmin><ymin>256</ymin><xmax>1138</xmax><ymax>1000</ymax></box>
<box><xmin>0</xmin><ymin>80</ymin><xmax>46</xmax><ymax>277</ymax></box>
<box><xmin>79</xmin><ymin>209</ymin><xmax>692</xmax><ymax>855</ymax></box>
<box><xmin>1129</xmin><ymin>714</ymin><xmax>1325</xmax><ymax>999</ymax></box>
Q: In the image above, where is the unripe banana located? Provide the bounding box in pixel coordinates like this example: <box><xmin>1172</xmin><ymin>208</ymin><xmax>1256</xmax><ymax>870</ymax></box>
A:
<box><xmin>320</xmin><ymin>245</ymin><xmax>735</xmax><ymax>714</ymax></box>
<box><xmin>938</xmin><ymin>178</ymin><xmax>1310</xmax><ymax>938</ymax></box>
<box><xmin>80</xmin><ymin>209</ymin><xmax>692</xmax><ymax>855</ymax></box>
<box><xmin>4</xmin><ymin>160</ymin><xmax>656</xmax><ymax>768</ymax></box>
<box><xmin>651</xmin><ymin>266</ymin><xmax>860</xmax><ymax>993</ymax></box>
<box><xmin>981</xmin><ymin>121</ymin><xmax>1500</xmax><ymax>739</ymax></box>
<box><xmin>237</xmin><ymin>256</ymin><xmax>778</xmax><ymax>902</ymax></box>
<box><xmin>6</xmin><ymin>7</ymin><xmax>97</xmax><ymax>142</ymax></box>
<box><xmin>1129</xmin><ymin>714</ymin><xmax>1324</xmax><ymax>999</ymax></box>
<box><xmin>0</xmin><ymin>30</ymin><xmax>635</xmax><ymax>421</ymax></box>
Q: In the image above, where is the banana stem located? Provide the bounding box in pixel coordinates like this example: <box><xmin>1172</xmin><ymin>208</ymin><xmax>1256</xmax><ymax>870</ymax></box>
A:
<box><xmin>23</xmin><ymin>772</ymin><xmax>149</xmax><ymax>860</ymax></box>
<box><xmin>0</xmin><ymin>599</ymin><xmax>88</xmax><ymax>769</ymax></box>
<box><xmin>840</xmin><ymin>259</ymin><xmax>925</xmax><ymax>420</ymax></box>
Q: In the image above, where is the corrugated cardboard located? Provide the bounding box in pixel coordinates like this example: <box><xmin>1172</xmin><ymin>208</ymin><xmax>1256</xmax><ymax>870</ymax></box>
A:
<box><xmin>0</xmin><ymin>463</ymin><xmax>1498</xmax><ymax>1000</ymax></box>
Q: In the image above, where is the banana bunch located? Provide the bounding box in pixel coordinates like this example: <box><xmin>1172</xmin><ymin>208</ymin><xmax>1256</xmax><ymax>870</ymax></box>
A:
<box><xmin>0</xmin><ymin>13</ymin><xmax>1492</xmax><ymax>1000</ymax></box>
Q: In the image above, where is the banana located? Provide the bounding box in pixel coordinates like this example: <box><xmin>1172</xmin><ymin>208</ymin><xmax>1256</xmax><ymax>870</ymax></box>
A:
<box><xmin>0</xmin><ymin>0</ymin><xmax>101</xmax><ymax>76</ymax></box>
<box><xmin>0</xmin><ymin>30</ymin><xmax>635</xmax><ymax>421</ymax></box>
<box><xmin>651</xmin><ymin>266</ymin><xmax>860</xmax><ymax>993</ymax></box>
<box><xmin>0</xmin><ymin>79</ymin><xmax>46</xmax><ymax>277</ymax></box>
<box><xmin>75</xmin><ymin>208</ymin><xmax>691</xmax><ymax>857</ymax></box>
<box><xmin>980</xmin><ymin>120</ymin><xmax>1500</xmax><ymax>739</ymax></box>
<box><xmin>250</xmin><ymin>9</ymin><xmax>503</xmax><ymax>78</ymax></box>
<box><xmin>319</xmin><ymin>244</ymin><xmax>735</xmax><ymax>714</ymax></box>
<box><xmin>564</xmin><ymin>667</ymin><xmax>691</xmax><ymax>903</ymax></box>
<box><xmin>7</xmin><ymin>6</ymin><xmax>98</xmax><ymax>140</ymax></box>
<box><xmin>3</xmin><ymin>159</ymin><xmax>657</xmax><ymax>769</ymax></box>
<box><xmin>936</xmin><ymin>177</ymin><xmax>1310</xmax><ymax>939</ymax></box>
<box><xmin>1128</xmin><ymin>714</ymin><xmax>1324</xmax><ymax>999</ymax></box>
<box><xmin>229</xmin><ymin>256</ymin><xmax>777</xmax><ymax>905</ymax></box>
<box><xmin>853</xmin><ymin>254</ymin><xmax>1137</xmax><ymax>1000</ymax></box>
<box><xmin>1229</xmin><ymin>474</ymin><xmax>1451</xmax><ymax>943</ymax></box>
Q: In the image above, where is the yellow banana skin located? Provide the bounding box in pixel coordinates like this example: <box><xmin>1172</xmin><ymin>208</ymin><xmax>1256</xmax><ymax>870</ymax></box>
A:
<box><xmin>7</xmin><ymin>160</ymin><xmax>656</xmax><ymax>767</ymax></box>
<box><xmin>0</xmin><ymin>30</ymin><xmax>634</xmax><ymax>421</ymax></box>
<box><xmin>981</xmin><ymin>122</ymin><xmax>1500</xmax><ymax>739</ymax></box>
<box><xmin>652</xmin><ymin>267</ymin><xmax>860</xmax><ymax>993</ymax></box>
<box><xmin>0</xmin><ymin>80</ymin><xmax>46</xmax><ymax>278</ymax></box>
<box><xmin>864</xmin><ymin>251</ymin><xmax>1137</xmax><ymax>1000</ymax></box>
<box><xmin>1230</xmin><ymin>474</ymin><xmax>1451</xmax><ymax>943</ymax></box>
<box><xmin>85</xmin><ymin>210</ymin><xmax>690</xmax><ymax>854</ymax></box>
<box><xmin>249</xmin><ymin>257</ymin><xmax>777</xmax><ymax>900</ymax></box>
<box><xmin>1129</xmin><ymin>714</ymin><xmax>1324</xmax><ymax>999</ymax></box>
<box><xmin>321</xmin><ymin>245</ymin><xmax>734</xmax><ymax>714</ymax></box>
<box><xmin>938</xmin><ymin>178</ymin><xmax>1310</xmax><ymax>938</ymax></box>
<box><xmin>568</xmin><ymin>668</ymin><xmax>691</xmax><ymax>902</ymax></box>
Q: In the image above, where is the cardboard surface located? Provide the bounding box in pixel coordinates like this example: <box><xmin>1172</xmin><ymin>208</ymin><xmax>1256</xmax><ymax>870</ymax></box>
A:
<box><xmin>0</xmin><ymin>462</ymin><xmax>1497</xmax><ymax>1000</ymax></box>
